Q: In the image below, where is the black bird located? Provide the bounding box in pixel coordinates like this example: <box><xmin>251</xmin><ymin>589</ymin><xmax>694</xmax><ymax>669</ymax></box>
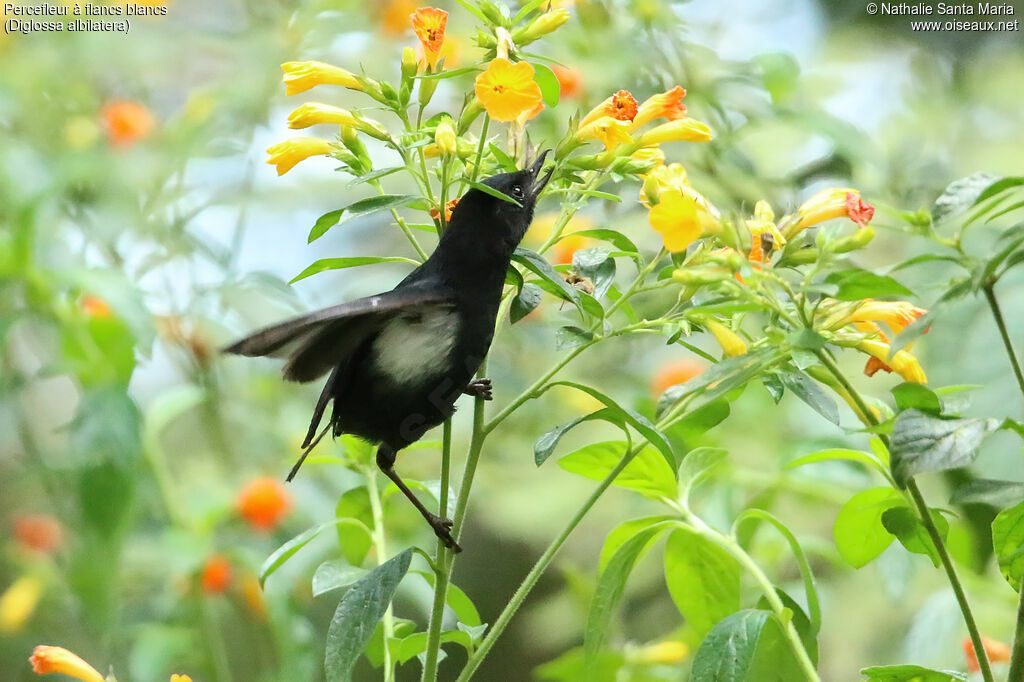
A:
<box><xmin>224</xmin><ymin>151</ymin><xmax>553</xmax><ymax>552</ymax></box>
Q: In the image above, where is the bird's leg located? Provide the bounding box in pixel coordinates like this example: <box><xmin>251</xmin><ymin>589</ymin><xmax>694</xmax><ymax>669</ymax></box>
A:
<box><xmin>376</xmin><ymin>443</ymin><xmax>463</xmax><ymax>553</ymax></box>
<box><xmin>462</xmin><ymin>377</ymin><xmax>493</xmax><ymax>400</ymax></box>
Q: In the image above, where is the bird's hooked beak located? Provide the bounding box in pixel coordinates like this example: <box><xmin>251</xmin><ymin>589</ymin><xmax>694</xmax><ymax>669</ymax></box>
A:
<box><xmin>528</xmin><ymin>149</ymin><xmax>553</xmax><ymax>199</ymax></box>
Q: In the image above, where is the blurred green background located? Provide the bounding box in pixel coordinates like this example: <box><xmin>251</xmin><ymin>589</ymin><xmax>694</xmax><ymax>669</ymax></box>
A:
<box><xmin>2</xmin><ymin>0</ymin><xmax>1024</xmax><ymax>680</ymax></box>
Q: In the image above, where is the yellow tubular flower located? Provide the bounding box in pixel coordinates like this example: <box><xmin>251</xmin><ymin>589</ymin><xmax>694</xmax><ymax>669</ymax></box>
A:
<box><xmin>793</xmin><ymin>188</ymin><xmax>875</xmax><ymax>232</ymax></box>
<box><xmin>857</xmin><ymin>339</ymin><xmax>927</xmax><ymax>384</ymax></box>
<box><xmin>631</xmin><ymin>85</ymin><xmax>687</xmax><ymax>130</ymax></box>
<box><xmin>170</xmin><ymin>676</ymin><xmax>193</xmax><ymax>682</ymax></box>
<box><xmin>649</xmin><ymin>190</ymin><xmax>701</xmax><ymax>252</ymax></box>
<box><xmin>266</xmin><ymin>137</ymin><xmax>333</xmax><ymax>175</ymax></box>
<box><xmin>0</xmin><ymin>575</ymin><xmax>43</xmax><ymax>632</ymax></box>
<box><xmin>577</xmin><ymin>116</ymin><xmax>633</xmax><ymax>151</ymax></box>
<box><xmin>287</xmin><ymin>102</ymin><xmax>358</xmax><ymax>129</ymax></box>
<box><xmin>637</xmin><ymin>118</ymin><xmax>713</xmax><ymax>146</ymax></box>
<box><xmin>746</xmin><ymin>201</ymin><xmax>786</xmax><ymax>262</ymax></box>
<box><xmin>631</xmin><ymin>146</ymin><xmax>665</xmax><ymax>174</ymax></box>
<box><xmin>280</xmin><ymin>61</ymin><xmax>363</xmax><ymax>96</ymax></box>
<box><xmin>705</xmin><ymin>319</ymin><xmax>747</xmax><ymax>357</ymax></box>
<box><xmin>473</xmin><ymin>58</ymin><xmax>544</xmax><ymax>122</ymax></box>
<box><xmin>848</xmin><ymin>300</ymin><xmax>927</xmax><ymax>335</ymax></box>
<box><xmin>29</xmin><ymin>646</ymin><xmax>105</xmax><ymax>682</ymax></box>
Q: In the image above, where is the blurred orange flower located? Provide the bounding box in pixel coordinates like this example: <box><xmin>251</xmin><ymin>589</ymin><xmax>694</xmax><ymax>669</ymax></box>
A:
<box><xmin>29</xmin><ymin>646</ymin><xmax>105</xmax><ymax>682</ymax></box>
<box><xmin>240</xmin><ymin>573</ymin><xmax>268</xmax><ymax>620</ymax></box>
<box><xmin>964</xmin><ymin>636</ymin><xmax>1010</xmax><ymax>673</ymax></box>
<box><xmin>101</xmin><ymin>100</ymin><xmax>155</xmax><ymax>147</ymax></box>
<box><xmin>430</xmin><ymin>198</ymin><xmax>459</xmax><ymax>223</ymax></box>
<box><xmin>551</xmin><ymin>64</ymin><xmax>582</xmax><ymax>98</ymax></box>
<box><xmin>632</xmin><ymin>86</ymin><xmax>687</xmax><ymax>129</ymax></box>
<box><xmin>266</xmin><ymin>137</ymin><xmax>332</xmax><ymax>175</ymax></box>
<box><xmin>553</xmin><ymin>233</ymin><xmax>591</xmax><ymax>265</ymax></box>
<box><xmin>237</xmin><ymin>477</ymin><xmax>291</xmax><ymax>530</ymax></box>
<box><xmin>581</xmin><ymin>89</ymin><xmax>637</xmax><ymax>126</ymax></box>
<box><xmin>474</xmin><ymin>58</ymin><xmax>543</xmax><ymax>122</ymax></box>
<box><xmin>651</xmin><ymin>361</ymin><xmax>704</xmax><ymax>398</ymax></box>
<box><xmin>411</xmin><ymin>7</ymin><xmax>447</xmax><ymax>68</ymax></box>
<box><xmin>380</xmin><ymin>0</ymin><xmax>416</xmax><ymax>35</ymax></box>
<box><xmin>649</xmin><ymin>189</ymin><xmax>701</xmax><ymax>252</ymax></box>
<box><xmin>79</xmin><ymin>294</ymin><xmax>112</xmax><ymax>319</ymax></box>
<box><xmin>13</xmin><ymin>514</ymin><xmax>63</xmax><ymax>554</ymax></box>
<box><xmin>200</xmin><ymin>555</ymin><xmax>232</xmax><ymax>594</ymax></box>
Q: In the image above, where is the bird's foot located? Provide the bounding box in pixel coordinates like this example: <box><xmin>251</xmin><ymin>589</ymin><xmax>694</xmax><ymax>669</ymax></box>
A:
<box><xmin>463</xmin><ymin>378</ymin><xmax>493</xmax><ymax>401</ymax></box>
<box><xmin>427</xmin><ymin>513</ymin><xmax>462</xmax><ymax>553</ymax></box>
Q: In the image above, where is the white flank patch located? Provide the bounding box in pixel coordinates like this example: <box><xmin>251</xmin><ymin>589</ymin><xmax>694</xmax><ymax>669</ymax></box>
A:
<box><xmin>372</xmin><ymin>308</ymin><xmax>458</xmax><ymax>386</ymax></box>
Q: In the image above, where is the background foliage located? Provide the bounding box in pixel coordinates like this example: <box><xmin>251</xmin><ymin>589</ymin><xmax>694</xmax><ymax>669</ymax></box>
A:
<box><xmin>2</xmin><ymin>0</ymin><xmax>1024</xmax><ymax>680</ymax></box>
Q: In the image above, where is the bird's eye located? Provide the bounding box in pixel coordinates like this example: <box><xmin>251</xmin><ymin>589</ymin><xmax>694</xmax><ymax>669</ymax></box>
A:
<box><xmin>511</xmin><ymin>184</ymin><xmax>524</xmax><ymax>199</ymax></box>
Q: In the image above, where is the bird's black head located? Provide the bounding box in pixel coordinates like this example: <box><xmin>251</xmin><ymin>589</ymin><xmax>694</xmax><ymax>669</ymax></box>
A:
<box><xmin>450</xmin><ymin>150</ymin><xmax>553</xmax><ymax>250</ymax></box>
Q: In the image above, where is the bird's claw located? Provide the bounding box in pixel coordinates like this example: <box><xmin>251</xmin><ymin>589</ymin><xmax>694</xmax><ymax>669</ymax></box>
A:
<box><xmin>463</xmin><ymin>378</ymin><xmax>493</xmax><ymax>401</ymax></box>
<box><xmin>427</xmin><ymin>513</ymin><xmax>462</xmax><ymax>553</ymax></box>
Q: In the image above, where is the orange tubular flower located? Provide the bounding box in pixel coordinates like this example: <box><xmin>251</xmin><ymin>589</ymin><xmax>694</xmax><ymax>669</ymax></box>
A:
<box><xmin>965</xmin><ymin>636</ymin><xmax>1011</xmax><ymax>673</ymax></box>
<box><xmin>849</xmin><ymin>300</ymin><xmax>927</xmax><ymax>336</ymax></box>
<box><xmin>29</xmin><ymin>646</ymin><xmax>105</xmax><ymax>682</ymax></box>
<box><xmin>101</xmin><ymin>100</ymin><xmax>156</xmax><ymax>147</ymax></box>
<box><xmin>793</xmin><ymin>188</ymin><xmax>874</xmax><ymax>232</ymax></box>
<box><xmin>631</xmin><ymin>85</ymin><xmax>687</xmax><ymax>130</ymax></box>
<box><xmin>237</xmin><ymin>477</ymin><xmax>292</xmax><ymax>530</ymax></box>
<box><xmin>580</xmin><ymin>89</ymin><xmax>638</xmax><ymax>127</ymax></box>
<box><xmin>474</xmin><ymin>58</ymin><xmax>544</xmax><ymax>122</ymax></box>
<box><xmin>651</xmin><ymin>361</ymin><xmax>704</xmax><ymax>398</ymax></box>
<box><xmin>281</xmin><ymin>61</ymin><xmax>363</xmax><ymax>96</ymax></box>
<box><xmin>266</xmin><ymin>137</ymin><xmax>333</xmax><ymax>175</ymax></box>
<box><xmin>649</xmin><ymin>189</ymin><xmax>702</xmax><ymax>252</ymax></box>
<box><xmin>200</xmin><ymin>555</ymin><xmax>232</xmax><ymax>594</ymax></box>
<box><xmin>430</xmin><ymin>198</ymin><xmax>459</xmax><ymax>223</ymax></box>
<box><xmin>411</xmin><ymin>7</ymin><xmax>448</xmax><ymax>69</ymax></box>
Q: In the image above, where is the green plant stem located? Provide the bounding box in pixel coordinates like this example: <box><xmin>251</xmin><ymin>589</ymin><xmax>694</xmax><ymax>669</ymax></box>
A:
<box><xmin>200</xmin><ymin>596</ymin><xmax>233</xmax><ymax>682</ymax></box>
<box><xmin>370</xmin><ymin>179</ymin><xmax>428</xmax><ymax>261</ymax></box>
<box><xmin>420</xmin><ymin>420</ymin><xmax>454</xmax><ymax>682</ymax></box>
<box><xmin>812</xmin><ymin>348</ymin><xmax>995</xmax><ymax>682</ymax></box>
<box><xmin>366</xmin><ymin>469</ymin><xmax>396</xmax><ymax>682</ymax></box>
<box><xmin>982</xmin><ymin>283</ymin><xmax>1024</xmax><ymax>680</ymax></box>
<box><xmin>983</xmin><ymin>283</ymin><xmax>1024</xmax><ymax>408</ymax></box>
<box><xmin>468</xmin><ymin>116</ymin><xmax>490</xmax><ymax>186</ymax></box>
<box><xmin>684</xmin><ymin>513</ymin><xmax>821</xmax><ymax>682</ymax></box>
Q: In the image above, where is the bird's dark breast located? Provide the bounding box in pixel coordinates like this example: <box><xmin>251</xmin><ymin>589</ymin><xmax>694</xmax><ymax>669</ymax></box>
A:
<box><xmin>330</xmin><ymin>297</ymin><xmax>496</xmax><ymax>448</ymax></box>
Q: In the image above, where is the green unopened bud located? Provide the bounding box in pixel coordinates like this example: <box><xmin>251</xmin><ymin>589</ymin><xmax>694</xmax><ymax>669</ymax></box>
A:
<box><xmin>782</xmin><ymin>248</ymin><xmax>819</xmax><ymax>265</ymax></box>
<box><xmin>340</xmin><ymin>126</ymin><xmax>371</xmax><ymax>171</ymax></box>
<box><xmin>434</xmin><ymin>119</ymin><xmax>457</xmax><ymax>157</ymax></box>
<box><xmin>479</xmin><ymin>0</ymin><xmax>511</xmax><ymax>27</ymax></box>
<box><xmin>703</xmin><ymin>249</ymin><xmax>745</xmax><ymax>271</ymax></box>
<box><xmin>512</xmin><ymin>9</ymin><xmax>570</xmax><ymax>45</ymax></box>
<box><xmin>832</xmin><ymin>226</ymin><xmax>876</xmax><ymax>253</ymax></box>
<box><xmin>418</xmin><ymin>73</ymin><xmax>440</xmax><ymax>109</ymax></box>
<box><xmin>352</xmin><ymin>115</ymin><xmax>390</xmax><ymax>142</ymax></box>
<box><xmin>474</xmin><ymin>28</ymin><xmax>498</xmax><ymax>49</ymax></box>
<box><xmin>458</xmin><ymin>98</ymin><xmax>484</xmax><ymax>133</ymax></box>
<box><xmin>672</xmin><ymin>267</ymin><xmax>731</xmax><ymax>286</ymax></box>
<box><xmin>642</xmin><ymin>173</ymin><xmax>661</xmax><ymax>205</ymax></box>
<box><xmin>566</xmin><ymin>154</ymin><xmax>608</xmax><ymax>171</ymax></box>
<box><xmin>401</xmin><ymin>47</ymin><xmax>418</xmax><ymax>82</ymax></box>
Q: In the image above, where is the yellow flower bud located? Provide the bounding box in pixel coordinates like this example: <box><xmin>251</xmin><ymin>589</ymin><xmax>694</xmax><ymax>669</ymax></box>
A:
<box><xmin>637</xmin><ymin>118</ymin><xmax>713</xmax><ymax>146</ymax></box>
<box><xmin>401</xmin><ymin>47</ymin><xmax>418</xmax><ymax>81</ymax></box>
<box><xmin>280</xmin><ymin>61</ymin><xmax>363</xmax><ymax>96</ymax></box>
<box><xmin>704</xmin><ymin>319</ymin><xmax>747</xmax><ymax>357</ymax></box>
<box><xmin>434</xmin><ymin>119</ymin><xmax>458</xmax><ymax>156</ymax></box>
<box><xmin>29</xmin><ymin>646</ymin><xmax>105</xmax><ymax>682</ymax></box>
<box><xmin>0</xmin><ymin>575</ymin><xmax>42</xmax><ymax>633</ymax></box>
<box><xmin>266</xmin><ymin>137</ymin><xmax>333</xmax><ymax>175</ymax></box>
<box><xmin>514</xmin><ymin>8</ymin><xmax>570</xmax><ymax>45</ymax></box>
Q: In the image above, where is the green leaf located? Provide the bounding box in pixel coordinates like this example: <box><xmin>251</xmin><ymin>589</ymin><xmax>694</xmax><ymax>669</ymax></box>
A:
<box><xmin>313</xmin><ymin>560</ymin><xmax>368</xmax><ymax>597</ymax></box>
<box><xmin>533</xmin><ymin>408</ymin><xmax>619</xmax><ymax>466</ymax></box>
<box><xmin>932</xmin><ymin>172</ymin><xmax>1000</xmax><ymax>223</ymax></box>
<box><xmin>290</xmin><ymin>257</ymin><xmax>419</xmax><ymax>284</ymax></box>
<box><xmin>663</xmin><ymin>528</ymin><xmax>741</xmax><ymax>639</ymax></box>
<box><xmin>754</xmin><ymin>590</ymin><xmax>818</xmax><ymax>665</ymax></box>
<box><xmin>881</xmin><ymin>506</ymin><xmax>948</xmax><ymax>567</ymax></box>
<box><xmin>584</xmin><ymin>525</ymin><xmax>669</xmax><ymax>665</ymax></box>
<box><xmin>824</xmin><ymin>268</ymin><xmax>914</xmax><ymax>301</ymax></box>
<box><xmin>324</xmin><ymin>548</ymin><xmax>413</xmax><ymax>682</ymax></box>
<box><xmin>833</xmin><ymin>487</ymin><xmax>904</xmax><ymax>568</ymax></box>
<box><xmin>510</xmin><ymin>282</ymin><xmax>543</xmax><ymax>323</ymax></box>
<box><xmin>513</xmin><ymin>247</ymin><xmax>582</xmax><ymax>312</ymax></box>
<box><xmin>890</xmin><ymin>409</ymin><xmax>998</xmax><ymax>487</ymax></box>
<box><xmin>657</xmin><ymin>346</ymin><xmax>784</xmax><ymax>418</ymax></box>
<box><xmin>336</xmin><ymin>518</ymin><xmax>374</xmax><ymax>567</ymax></box>
<box><xmin>547</xmin><ymin>381</ymin><xmax>677</xmax><ymax>470</ymax></box>
<box><xmin>555</xmin><ymin>325</ymin><xmax>594</xmax><ymax>350</ymax></box>
<box><xmin>892</xmin><ymin>383</ymin><xmax>942</xmax><ymax>415</ymax></box>
<box><xmin>572</xmin><ymin>248</ymin><xmax>616</xmax><ymax>299</ymax></box>
<box><xmin>785</xmin><ymin>448</ymin><xmax>888</xmax><ymax>477</ymax></box>
<box><xmin>993</xmin><ymin>499</ymin><xmax>1024</xmax><ymax>591</ymax></box>
<box><xmin>678</xmin><ymin>447</ymin><xmax>727</xmax><ymax>501</ymax></box>
<box><xmin>563</xmin><ymin>229</ymin><xmax>640</xmax><ymax>259</ymax></box>
<box><xmin>309</xmin><ymin>195</ymin><xmax>425</xmax><ymax>243</ymax></box>
<box><xmin>950</xmin><ymin>478</ymin><xmax>1024</xmax><ymax>507</ymax></box>
<box><xmin>558</xmin><ymin>441</ymin><xmax>677</xmax><ymax>501</ymax></box>
<box><xmin>261</xmin><ymin>518</ymin><xmax>364</xmax><ymax>587</ymax></box>
<box><xmin>669</xmin><ymin>399</ymin><xmax>731</xmax><ymax>442</ymax></box>
<box><xmin>975</xmin><ymin>176</ymin><xmax>1024</xmax><ymax>205</ymax></box>
<box><xmin>391</xmin><ymin>630</ymin><xmax>472</xmax><ymax>664</ymax></box>
<box><xmin>532</xmin><ymin>63</ymin><xmax>560</xmax><ymax>108</ymax></box>
<box><xmin>860</xmin><ymin>664</ymin><xmax>967</xmax><ymax>681</ymax></box>
<box><xmin>779</xmin><ymin>370</ymin><xmax>839</xmax><ymax>425</ymax></box>
<box><xmin>691</xmin><ymin>610</ymin><xmax>803</xmax><ymax>682</ymax></box>
<box><xmin>412</xmin><ymin>571</ymin><xmax>482</xmax><ymax>627</ymax></box>
<box><xmin>598</xmin><ymin>516</ymin><xmax>676</xmax><ymax>573</ymax></box>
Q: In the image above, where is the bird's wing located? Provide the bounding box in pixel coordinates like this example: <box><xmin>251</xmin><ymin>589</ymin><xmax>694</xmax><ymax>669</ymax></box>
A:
<box><xmin>223</xmin><ymin>286</ymin><xmax>455</xmax><ymax>383</ymax></box>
